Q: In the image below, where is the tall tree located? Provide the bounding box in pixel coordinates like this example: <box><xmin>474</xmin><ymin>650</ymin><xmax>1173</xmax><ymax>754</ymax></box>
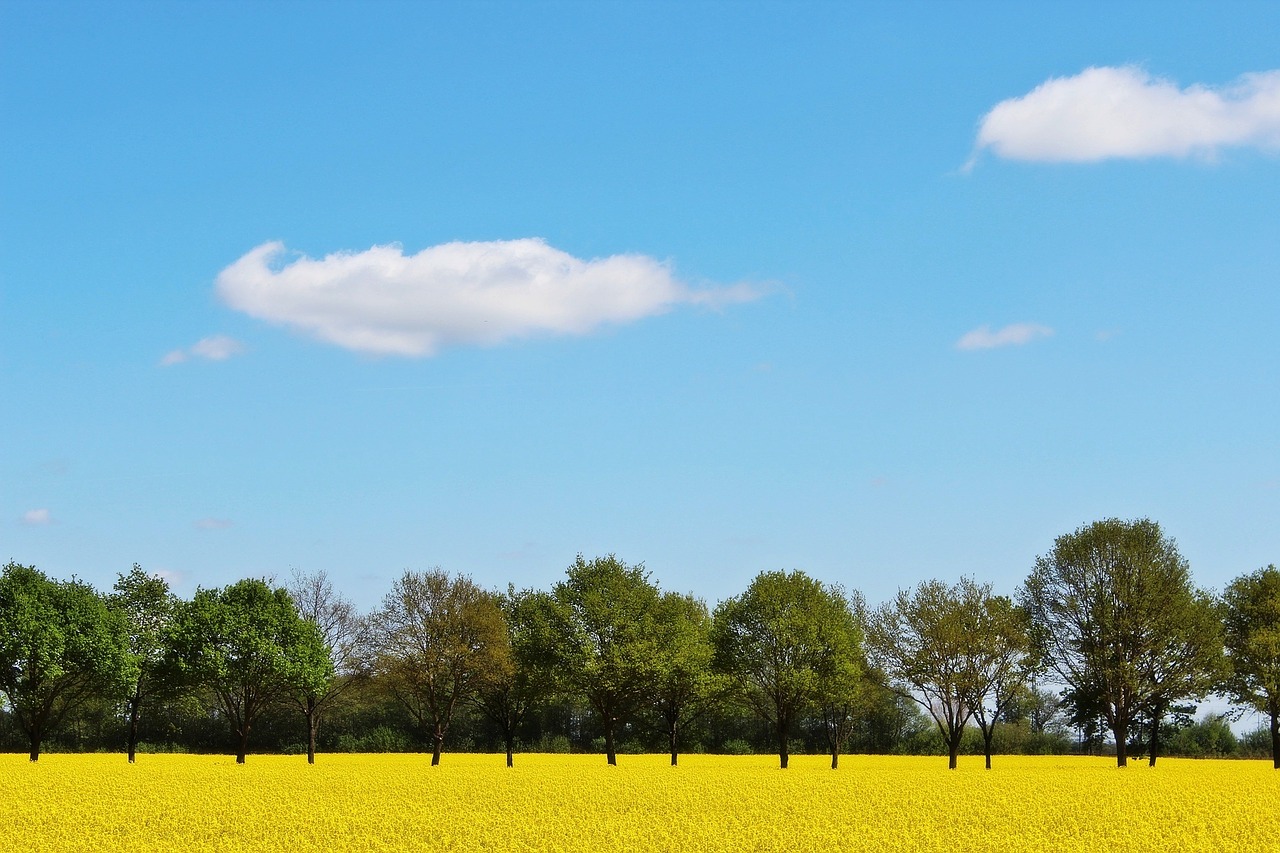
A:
<box><xmin>1019</xmin><ymin>518</ymin><xmax>1217</xmax><ymax>767</ymax></box>
<box><xmin>962</xmin><ymin>592</ymin><xmax>1031</xmax><ymax>769</ymax></box>
<box><xmin>168</xmin><ymin>578</ymin><xmax>331</xmax><ymax>763</ymax></box>
<box><xmin>470</xmin><ymin>586</ymin><xmax>555</xmax><ymax>768</ymax></box>
<box><xmin>286</xmin><ymin>569</ymin><xmax>366</xmax><ymax>764</ymax></box>
<box><xmin>712</xmin><ymin>570</ymin><xmax>861</xmax><ymax>769</ymax></box>
<box><xmin>0</xmin><ymin>562</ymin><xmax>129</xmax><ymax>761</ymax></box>
<box><xmin>110</xmin><ymin>564</ymin><xmax>178</xmax><ymax>763</ymax></box>
<box><xmin>651</xmin><ymin>591</ymin><xmax>723</xmax><ymax>766</ymax></box>
<box><xmin>1223</xmin><ymin>565</ymin><xmax>1280</xmax><ymax>769</ymax></box>
<box><xmin>371</xmin><ymin>569</ymin><xmax>508</xmax><ymax>766</ymax></box>
<box><xmin>541</xmin><ymin>555</ymin><xmax>663</xmax><ymax>766</ymax></box>
<box><xmin>865</xmin><ymin>577</ymin><xmax>993</xmax><ymax>769</ymax></box>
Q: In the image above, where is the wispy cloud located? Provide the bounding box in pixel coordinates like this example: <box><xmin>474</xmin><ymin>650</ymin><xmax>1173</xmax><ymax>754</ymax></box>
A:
<box><xmin>972</xmin><ymin>66</ymin><xmax>1280</xmax><ymax>164</ymax></box>
<box><xmin>956</xmin><ymin>323</ymin><xmax>1054</xmax><ymax>351</ymax></box>
<box><xmin>193</xmin><ymin>517</ymin><xmax>233</xmax><ymax>530</ymax></box>
<box><xmin>161</xmin><ymin>335</ymin><xmax>245</xmax><ymax>366</ymax></box>
<box><xmin>216</xmin><ymin>239</ymin><xmax>765</xmax><ymax>357</ymax></box>
<box><xmin>20</xmin><ymin>508</ymin><xmax>54</xmax><ymax>526</ymax></box>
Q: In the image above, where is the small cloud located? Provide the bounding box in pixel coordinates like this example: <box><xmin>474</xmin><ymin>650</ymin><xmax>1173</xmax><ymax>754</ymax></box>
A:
<box><xmin>216</xmin><ymin>239</ymin><xmax>765</xmax><ymax>357</ymax></box>
<box><xmin>194</xmin><ymin>518</ymin><xmax>233</xmax><ymax>530</ymax></box>
<box><xmin>1095</xmin><ymin>328</ymin><xmax>1122</xmax><ymax>342</ymax></box>
<box><xmin>161</xmin><ymin>335</ymin><xmax>245</xmax><ymax>366</ymax></box>
<box><xmin>20</xmin><ymin>508</ymin><xmax>53</xmax><ymax>526</ymax></box>
<box><xmin>153</xmin><ymin>567</ymin><xmax>190</xmax><ymax>589</ymax></box>
<box><xmin>972</xmin><ymin>66</ymin><xmax>1280</xmax><ymax>164</ymax></box>
<box><xmin>956</xmin><ymin>323</ymin><xmax>1054</xmax><ymax>351</ymax></box>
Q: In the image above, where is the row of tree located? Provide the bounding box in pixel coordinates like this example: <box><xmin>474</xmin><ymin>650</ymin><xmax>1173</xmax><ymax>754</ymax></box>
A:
<box><xmin>2</xmin><ymin>518</ymin><xmax>1278</xmax><ymax>769</ymax></box>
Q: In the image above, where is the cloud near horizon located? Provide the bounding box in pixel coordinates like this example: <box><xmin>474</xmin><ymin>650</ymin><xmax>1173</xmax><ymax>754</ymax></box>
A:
<box><xmin>215</xmin><ymin>239</ymin><xmax>764</xmax><ymax>357</ymax></box>
<box><xmin>956</xmin><ymin>323</ymin><xmax>1054</xmax><ymax>351</ymax></box>
<box><xmin>973</xmin><ymin>66</ymin><xmax>1280</xmax><ymax>163</ymax></box>
<box><xmin>20</xmin><ymin>508</ymin><xmax>53</xmax><ymax>526</ymax></box>
<box><xmin>161</xmin><ymin>335</ymin><xmax>245</xmax><ymax>365</ymax></box>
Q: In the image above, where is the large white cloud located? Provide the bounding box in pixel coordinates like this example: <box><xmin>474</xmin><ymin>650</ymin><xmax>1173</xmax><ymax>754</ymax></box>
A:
<box><xmin>974</xmin><ymin>66</ymin><xmax>1280</xmax><ymax>163</ymax></box>
<box><xmin>216</xmin><ymin>239</ymin><xmax>762</xmax><ymax>356</ymax></box>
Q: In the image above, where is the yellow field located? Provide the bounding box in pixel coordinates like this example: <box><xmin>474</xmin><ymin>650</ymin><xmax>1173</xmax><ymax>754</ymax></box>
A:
<box><xmin>2</xmin><ymin>752</ymin><xmax>1276</xmax><ymax>851</ymax></box>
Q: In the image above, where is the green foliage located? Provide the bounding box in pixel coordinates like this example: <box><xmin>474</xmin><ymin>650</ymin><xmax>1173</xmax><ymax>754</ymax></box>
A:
<box><xmin>1020</xmin><ymin>518</ymin><xmax>1223</xmax><ymax>767</ymax></box>
<box><xmin>0</xmin><ymin>562</ymin><xmax>130</xmax><ymax>760</ymax></box>
<box><xmin>712</xmin><ymin>570</ymin><xmax>861</xmax><ymax>767</ymax></box>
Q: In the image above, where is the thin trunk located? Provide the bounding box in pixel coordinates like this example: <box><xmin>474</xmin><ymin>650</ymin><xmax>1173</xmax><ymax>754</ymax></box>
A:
<box><xmin>505</xmin><ymin>732</ymin><xmax>514</xmax><ymax>768</ymax></box>
<box><xmin>777</xmin><ymin>714</ymin><xmax>790</xmax><ymax>769</ymax></box>
<box><xmin>431</xmin><ymin>721</ymin><xmax>444</xmax><ymax>766</ymax></box>
<box><xmin>1148</xmin><ymin>715</ymin><xmax>1161</xmax><ymax>768</ymax></box>
<box><xmin>604</xmin><ymin>719</ymin><xmax>617</xmax><ymax>766</ymax></box>
<box><xmin>306</xmin><ymin>699</ymin><xmax>318</xmax><ymax>765</ymax></box>
<box><xmin>982</xmin><ymin>728</ymin><xmax>994</xmax><ymax>770</ymax></box>
<box><xmin>29</xmin><ymin>727</ymin><xmax>41</xmax><ymax>762</ymax></box>
<box><xmin>668</xmin><ymin>718</ymin><xmax>679</xmax><ymax>766</ymax></box>
<box><xmin>127</xmin><ymin>690</ymin><xmax>142</xmax><ymax>763</ymax></box>
<box><xmin>830</xmin><ymin>746</ymin><xmax>839</xmax><ymax>770</ymax></box>
<box><xmin>1270</xmin><ymin>701</ymin><xmax>1279</xmax><ymax>770</ymax></box>
<box><xmin>948</xmin><ymin>729</ymin><xmax>960</xmax><ymax>770</ymax></box>
<box><xmin>236</xmin><ymin>728</ymin><xmax>249</xmax><ymax>764</ymax></box>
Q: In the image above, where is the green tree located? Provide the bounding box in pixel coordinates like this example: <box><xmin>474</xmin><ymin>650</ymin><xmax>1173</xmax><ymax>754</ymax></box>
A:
<box><xmin>470</xmin><ymin>586</ymin><xmax>556</xmax><ymax>768</ymax></box>
<box><xmin>962</xmin><ymin>591</ymin><xmax>1031</xmax><ymax>769</ymax></box>
<box><xmin>1019</xmin><ymin>518</ymin><xmax>1218</xmax><ymax>767</ymax></box>
<box><xmin>712</xmin><ymin>570</ymin><xmax>861</xmax><ymax>769</ymax></box>
<box><xmin>168</xmin><ymin>578</ymin><xmax>331</xmax><ymax>763</ymax></box>
<box><xmin>541</xmin><ymin>555</ymin><xmax>663</xmax><ymax>766</ymax></box>
<box><xmin>286</xmin><ymin>569</ymin><xmax>367</xmax><ymax>764</ymax></box>
<box><xmin>865</xmin><ymin>577</ymin><xmax>992</xmax><ymax>769</ymax></box>
<box><xmin>0</xmin><ymin>562</ymin><xmax>129</xmax><ymax>761</ymax></box>
<box><xmin>371</xmin><ymin>569</ymin><xmax>508</xmax><ymax>766</ymax></box>
<box><xmin>1222</xmin><ymin>564</ymin><xmax>1280</xmax><ymax>768</ymax></box>
<box><xmin>109</xmin><ymin>564</ymin><xmax>178</xmax><ymax>763</ymax></box>
<box><xmin>651</xmin><ymin>591</ymin><xmax>724</xmax><ymax>766</ymax></box>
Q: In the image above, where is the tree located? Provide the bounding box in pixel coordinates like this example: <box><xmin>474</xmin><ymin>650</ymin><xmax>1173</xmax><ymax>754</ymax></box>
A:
<box><xmin>865</xmin><ymin>577</ymin><xmax>994</xmax><ymax>769</ymax></box>
<box><xmin>0</xmin><ymin>563</ymin><xmax>129</xmax><ymax>761</ymax></box>
<box><xmin>651</xmin><ymin>591</ymin><xmax>724</xmax><ymax>766</ymax></box>
<box><xmin>712</xmin><ymin>570</ymin><xmax>861</xmax><ymax>769</ymax></box>
<box><xmin>963</xmin><ymin>592</ymin><xmax>1031</xmax><ymax>769</ymax></box>
<box><xmin>1222</xmin><ymin>564</ymin><xmax>1280</xmax><ymax>768</ymax></box>
<box><xmin>1019</xmin><ymin>518</ymin><xmax>1219</xmax><ymax>767</ymax></box>
<box><xmin>286</xmin><ymin>569</ymin><xmax>367</xmax><ymax>764</ymax></box>
<box><xmin>470</xmin><ymin>586</ymin><xmax>555</xmax><ymax>768</ymax></box>
<box><xmin>110</xmin><ymin>564</ymin><xmax>178</xmax><ymax>763</ymax></box>
<box><xmin>168</xmin><ymin>578</ymin><xmax>331</xmax><ymax>763</ymax></box>
<box><xmin>540</xmin><ymin>555</ymin><xmax>663</xmax><ymax>766</ymax></box>
<box><xmin>371</xmin><ymin>569</ymin><xmax>508</xmax><ymax>766</ymax></box>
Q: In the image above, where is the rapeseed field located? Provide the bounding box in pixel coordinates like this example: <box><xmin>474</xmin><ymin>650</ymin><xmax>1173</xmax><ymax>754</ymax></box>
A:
<box><xmin>3</xmin><ymin>753</ymin><xmax>1276</xmax><ymax>852</ymax></box>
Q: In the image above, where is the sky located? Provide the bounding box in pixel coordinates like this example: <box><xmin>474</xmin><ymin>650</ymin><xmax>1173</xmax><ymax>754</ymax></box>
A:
<box><xmin>3</xmin><ymin>1</ymin><xmax>1278</xmax><ymax>629</ymax></box>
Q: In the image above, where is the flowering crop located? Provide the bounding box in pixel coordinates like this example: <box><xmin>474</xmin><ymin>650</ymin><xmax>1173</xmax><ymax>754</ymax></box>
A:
<box><xmin>2</xmin><ymin>753</ymin><xmax>1277</xmax><ymax>851</ymax></box>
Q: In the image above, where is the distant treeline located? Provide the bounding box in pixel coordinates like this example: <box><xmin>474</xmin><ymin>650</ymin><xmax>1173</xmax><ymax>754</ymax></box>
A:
<box><xmin>2</xmin><ymin>517</ymin><xmax>1277</xmax><ymax>769</ymax></box>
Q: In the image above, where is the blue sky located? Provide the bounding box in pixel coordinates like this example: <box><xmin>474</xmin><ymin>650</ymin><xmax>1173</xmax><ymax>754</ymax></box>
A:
<box><xmin>3</xmin><ymin>1</ymin><xmax>1278</xmax><ymax>624</ymax></box>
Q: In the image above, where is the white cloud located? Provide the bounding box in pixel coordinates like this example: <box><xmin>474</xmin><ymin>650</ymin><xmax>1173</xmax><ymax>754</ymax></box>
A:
<box><xmin>161</xmin><ymin>335</ymin><xmax>245</xmax><ymax>366</ymax></box>
<box><xmin>215</xmin><ymin>239</ymin><xmax>764</xmax><ymax>357</ymax></box>
<box><xmin>973</xmin><ymin>66</ymin><xmax>1280</xmax><ymax>163</ymax></box>
<box><xmin>20</xmin><ymin>508</ymin><xmax>53</xmax><ymax>525</ymax></box>
<box><xmin>194</xmin><ymin>518</ymin><xmax>233</xmax><ymax>530</ymax></box>
<box><xmin>956</xmin><ymin>323</ymin><xmax>1054</xmax><ymax>351</ymax></box>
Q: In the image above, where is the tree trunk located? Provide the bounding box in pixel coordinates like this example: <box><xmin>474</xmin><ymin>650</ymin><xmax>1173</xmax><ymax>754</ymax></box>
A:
<box><xmin>432</xmin><ymin>721</ymin><xmax>444</xmax><ymax>766</ymax></box>
<box><xmin>1269</xmin><ymin>701</ymin><xmax>1279</xmax><ymax>770</ymax></box>
<box><xmin>29</xmin><ymin>726</ymin><xmax>41</xmax><ymax>762</ymax></box>
<box><xmin>776</xmin><ymin>713</ymin><xmax>790</xmax><ymax>769</ymax></box>
<box><xmin>236</xmin><ymin>729</ymin><xmax>249</xmax><ymax>764</ymax></box>
<box><xmin>1113</xmin><ymin>720</ymin><xmax>1128</xmax><ymax>768</ymax></box>
<box><xmin>127</xmin><ymin>691</ymin><xmax>142</xmax><ymax>764</ymax></box>
<box><xmin>983</xmin><ymin>729</ymin><xmax>994</xmax><ymax>770</ymax></box>
<box><xmin>505</xmin><ymin>736</ymin><xmax>514</xmax><ymax>768</ymax></box>
<box><xmin>306</xmin><ymin>700</ymin><xmax>319</xmax><ymax>765</ymax></box>
<box><xmin>1148</xmin><ymin>715</ymin><xmax>1161</xmax><ymax>768</ymax></box>
<box><xmin>669</xmin><ymin>720</ymin><xmax>679</xmax><ymax>767</ymax></box>
<box><xmin>948</xmin><ymin>730</ymin><xmax>960</xmax><ymax>770</ymax></box>
<box><xmin>830</xmin><ymin>746</ymin><xmax>839</xmax><ymax>770</ymax></box>
<box><xmin>604</xmin><ymin>720</ymin><xmax>617</xmax><ymax>766</ymax></box>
